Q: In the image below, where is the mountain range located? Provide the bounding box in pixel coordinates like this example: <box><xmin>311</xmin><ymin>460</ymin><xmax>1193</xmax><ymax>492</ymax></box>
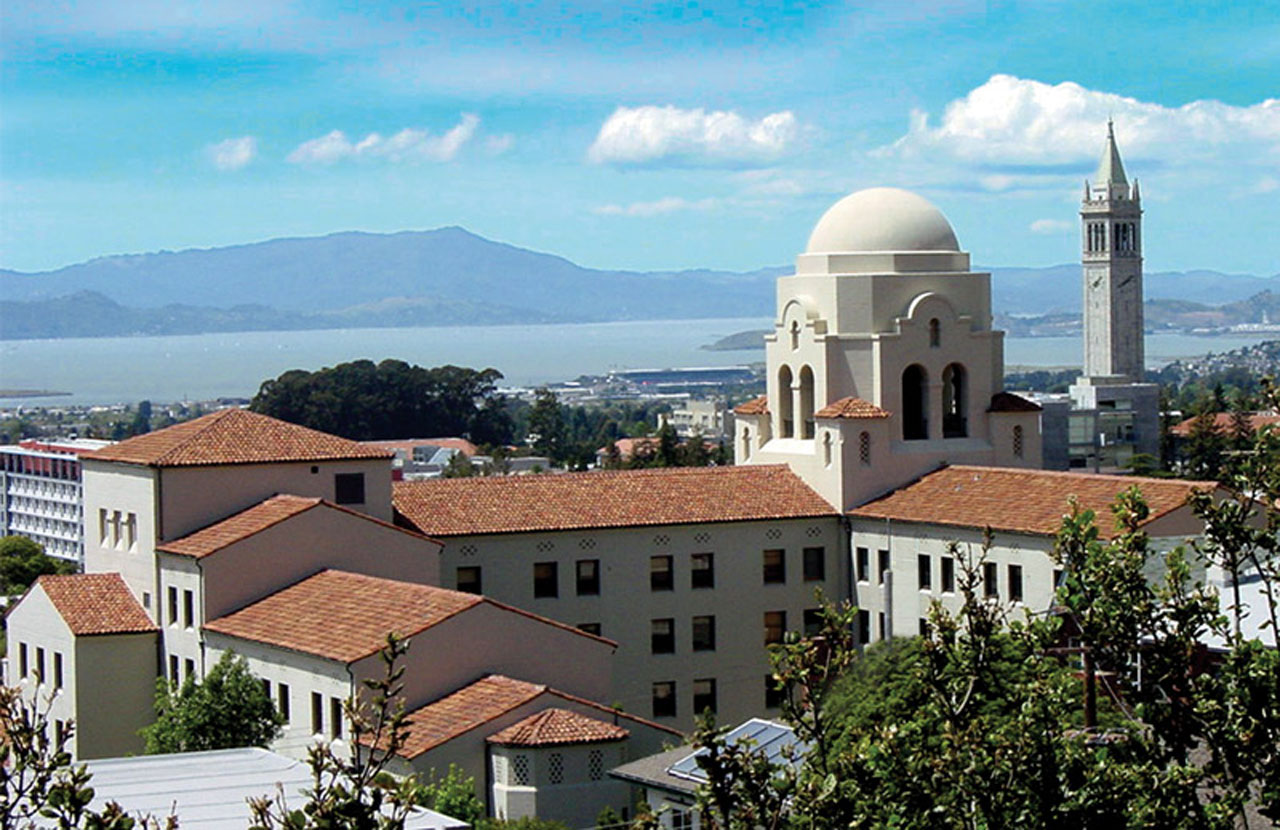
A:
<box><xmin>1</xmin><ymin>227</ymin><xmax>1276</xmax><ymax>340</ymax></box>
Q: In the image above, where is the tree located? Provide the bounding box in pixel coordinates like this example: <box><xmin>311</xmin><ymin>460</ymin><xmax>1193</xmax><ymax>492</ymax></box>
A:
<box><xmin>0</xmin><ymin>536</ymin><xmax>76</xmax><ymax>596</ymax></box>
<box><xmin>412</xmin><ymin>765</ymin><xmax>484</xmax><ymax>826</ymax></box>
<box><xmin>441</xmin><ymin>452</ymin><xmax>475</xmax><ymax>478</ymax></box>
<box><xmin>130</xmin><ymin>400</ymin><xmax>153</xmax><ymax>436</ymax></box>
<box><xmin>527</xmin><ymin>388</ymin><xmax>567</xmax><ymax>462</ymax></box>
<box><xmin>141</xmin><ymin>651</ymin><xmax>283</xmax><ymax>754</ymax></box>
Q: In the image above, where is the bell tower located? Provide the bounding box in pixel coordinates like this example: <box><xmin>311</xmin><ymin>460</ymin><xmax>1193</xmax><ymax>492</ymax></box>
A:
<box><xmin>1081</xmin><ymin>121</ymin><xmax>1144</xmax><ymax>382</ymax></box>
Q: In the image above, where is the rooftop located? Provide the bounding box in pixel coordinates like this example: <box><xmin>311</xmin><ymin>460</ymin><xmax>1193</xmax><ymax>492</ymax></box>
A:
<box><xmin>814</xmin><ymin>397</ymin><xmax>891</xmax><ymax>419</ymax></box>
<box><xmin>393</xmin><ymin>464</ymin><xmax>836</xmax><ymax>537</ymax></box>
<box><xmin>849</xmin><ymin>465</ymin><xmax>1214</xmax><ymax>538</ymax></box>
<box><xmin>1169</xmin><ymin>411</ymin><xmax>1280</xmax><ymax>438</ymax></box>
<box><xmin>35</xmin><ymin>573</ymin><xmax>156</xmax><ymax>636</ymax></box>
<box><xmin>83</xmin><ymin>409</ymin><xmax>392</xmax><ymax>468</ymax></box>
<box><xmin>806</xmin><ymin>187</ymin><xmax>960</xmax><ymax>255</ymax></box>
<box><xmin>487</xmin><ymin>707</ymin><xmax>629</xmax><ymax>747</ymax></box>
<box><xmin>733</xmin><ymin>395</ymin><xmax>769</xmax><ymax>415</ymax></box>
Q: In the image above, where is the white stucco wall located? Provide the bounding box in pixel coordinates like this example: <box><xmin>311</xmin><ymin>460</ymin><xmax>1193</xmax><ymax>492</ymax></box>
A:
<box><xmin>82</xmin><ymin>462</ymin><xmax>159</xmax><ymax>613</ymax></box>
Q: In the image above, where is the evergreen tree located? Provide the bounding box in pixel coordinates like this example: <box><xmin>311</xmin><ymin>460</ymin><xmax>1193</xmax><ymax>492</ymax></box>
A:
<box><xmin>527</xmin><ymin>388</ymin><xmax>567</xmax><ymax>463</ymax></box>
<box><xmin>141</xmin><ymin>652</ymin><xmax>283</xmax><ymax>754</ymax></box>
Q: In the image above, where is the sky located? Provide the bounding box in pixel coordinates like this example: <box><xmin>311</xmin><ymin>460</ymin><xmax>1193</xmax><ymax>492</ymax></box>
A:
<box><xmin>2</xmin><ymin>1</ymin><xmax>1278</xmax><ymax>276</ymax></box>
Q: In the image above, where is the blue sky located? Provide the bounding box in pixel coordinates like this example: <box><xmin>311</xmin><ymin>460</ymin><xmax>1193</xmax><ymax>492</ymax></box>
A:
<box><xmin>2</xmin><ymin>1</ymin><xmax>1278</xmax><ymax>276</ymax></box>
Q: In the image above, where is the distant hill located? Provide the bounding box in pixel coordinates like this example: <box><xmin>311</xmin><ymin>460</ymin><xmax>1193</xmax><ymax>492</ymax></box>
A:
<box><xmin>0</xmin><ymin>227</ymin><xmax>1274</xmax><ymax>340</ymax></box>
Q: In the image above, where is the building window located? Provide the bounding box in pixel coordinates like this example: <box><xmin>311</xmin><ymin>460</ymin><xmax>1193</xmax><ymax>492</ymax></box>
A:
<box><xmin>798</xmin><ymin>365</ymin><xmax>815</xmax><ymax>439</ymax></box>
<box><xmin>929</xmin><ymin>317</ymin><xmax>941</xmax><ymax>348</ymax></box>
<box><xmin>184</xmin><ymin>658</ymin><xmax>195</xmax><ymax>682</ymax></box>
<box><xmin>878</xmin><ymin>612</ymin><xmax>887</xmax><ymax>640</ymax></box>
<box><xmin>765</xmin><ymin>675</ymin><xmax>786</xmax><ymax>709</ymax></box>
<box><xmin>512</xmin><ymin>754</ymin><xmax>531</xmax><ymax>786</ymax></box>
<box><xmin>98</xmin><ymin>508</ymin><xmax>108</xmax><ymax>545</ymax></box>
<box><xmin>918</xmin><ymin>554</ymin><xmax>932</xmax><ymax>590</ymax></box>
<box><xmin>942</xmin><ymin>556</ymin><xmax>956</xmax><ymax>593</ymax></box>
<box><xmin>803</xmin><ymin>546</ymin><xmax>825</xmax><ymax>581</ymax></box>
<box><xmin>19</xmin><ymin>643</ymin><xmax>28</xmax><ymax>679</ymax></box>
<box><xmin>168</xmin><ymin>588</ymin><xmax>179</xmax><ymax>626</ymax></box>
<box><xmin>169</xmin><ymin>655</ymin><xmax>180</xmax><ymax>686</ymax></box>
<box><xmin>312</xmin><ymin>692</ymin><xmax>324</xmax><ymax>734</ymax></box>
<box><xmin>183</xmin><ymin>589</ymin><xmax>194</xmax><ymax>629</ymax></box>
<box><xmin>1009</xmin><ymin>564</ymin><xmax>1024</xmax><ymax>602</ymax></box>
<box><xmin>35</xmin><ymin>647</ymin><xmax>45</xmax><ymax>684</ymax></box>
<box><xmin>763</xmin><ymin>549</ymin><xmax>786</xmax><ymax>584</ymax></box>
<box><xmin>878</xmin><ymin>549</ymin><xmax>890</xmax><ymax>585</ymax></box>
<box><xmin>261</xmin><ymin>678</ymin><xmax>271</xmax><ymax>699</ymax></box>
<box><xmin>764</xmin><ymin>611</ymin><xmax>786</xmax><ymax>645</ymax></box>
<box><xmin>111</xmin><ymin>511</ymin><xmax>122</xmax><ymax>548</ymax></box>
<box><xmin>740</xmin><ymin>427</ymin><xmax>751</xmax><ymax>462</ymax></box>
<box><xmin>330</xmin><ymin>697</ymin><xmax>343</xmax><ymax>739</ymax></box>
<box><xmin>856</xmin><ymin>547</ymin><xmax>869</xmax><ymax>582</ymax></box>
<box><xmin>1053</xmin><ymin>568</ymin><xmax>1065</xmax><ymax>593</ymax></box>
<box><xmin>576</xmin><ymin>559</ymin><xmax>600</xmax><ymax>596</ymax></box>
<box><xmin>533</xmin><ymin>562</ymin><xmax>558</xmax><ymax>598</ymax></box>
<box><xmin>692</xmin><ymin>615</ymin><xmax>716</xmax><ymax>651</ymax></box>
<box><xmin>803</xmin><ymin>608</ymin><xmax>822</xmax><ymax>637</ymax></box>
<box><xmin>651</xmin><ymin>618</ymin><xmax>675</xmax><ymax>654</ymax></box>
<box><xmin>942</xmin><ymin>363</ymin><xmax>968</xmax><ymax>439</ymax></box>
<box><xmin>983</xmin><ymin>562</ymin><xmax>998</xmax><ymax>599</ymax></box>
<box><xmin>278</xmin><ymin>683</ymin><xmax>291</xmax><ymax>722</ymax></box>
<box><xmin>857</xmin><ymin>610</ymin><xmax>870</xmax><ymax>645</ymax></box>
<box><xmin>778</xmin><ymin>365</ymin><xmax>794</xmax><ymax>438</ymax></box>
<box><xmin>577</xmin><ymin>622</ymin><xmax>602</xmax><ymax>636</ymax></box>
<box><xmin>125</xmin><ymin>512</ymin><xmax>137</xmax><ymax>551</ymax></box>
<box><xmin>919</xmin><ymin>618</ymin><xmax>930</xmax><ymax>637</ymax></box>
<box><xmin>456</xmin><ymin>566</ymin><xmax>482</xmax><ymax>595</ymax></box>
<box><xmin>54</xmin><ymin>652</ymin><xmax>65</xmax><ymax>689</ymax></box>
<box><xmin>650</xmin><ymin>555</ymin><xmax>673</xmax><ymax>591</ymax></box>
<box><xmin>334</xmin><ymin>473</ymin><xmax>365</xmax><ymax>505</ymax></box>
<box><xmin>548</xmin><ymin>752</ymin><xmax>564</xmax><ymax>785</ymax></box>
<box><xmin>693</xmin><ymin>678</ymin><xmax>717</xmax><ymax>715</ymax></box>
<box><xmin>902</xmin><ymin>364</ymin><xmax>928</xmax><ymax>440</ymax></box>
<box><xmin>691</xmin><ymin>552</ymin><xmax>714</xmax><ymax>589</ymax></box>
<box><xmin>652</xmin><ymin>681</ymin><xmax>677</xmax><ymax>718</ymax></box>
<box><xmin>588</xmin><ymin>749</ymin><xmax>604</xmax><ymax>781</ymax></box>
<box><xmin>1013</xmin><ymin>424</ymin><xmax>1025</xmax><ymax>458</ymax></box>
<box><xmin>859</xmin><ymin>431</ymin><xmax>871</xmax><ymax>466</ymax></box>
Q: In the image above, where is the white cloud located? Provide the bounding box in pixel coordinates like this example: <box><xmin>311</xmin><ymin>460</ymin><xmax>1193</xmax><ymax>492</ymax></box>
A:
<box><xmin>881</xmin><ymin>74</ymin><xmax>1280</xmax><ymax>170</ymax></box>
<box><xmin>286</xmin><ymin>114</ymin><xmax>480</xmax><ymax>165</ymax></box>
<box><xmin>588</xmin><ymin>106</ymin><xmax>802</xmax><ymax>166</ymax></box>
<box><xmin>485</xmin><ymin>134</ymin><xmax>515</xmax><ymax>155</ymax></box>
<box><xmin>1029</xmin><ymin>219</ymin><xmax>1073</xmax><ymax>234</ymax></box>
<box><xmin>594</xmin><ymin>197</ymin><xmax>721</xmax><ymax>217</ymax></box>
<box><xmin>208</xmin><ymin>136</ymin><xmax>257</xmax><ymax>171</ymax></box>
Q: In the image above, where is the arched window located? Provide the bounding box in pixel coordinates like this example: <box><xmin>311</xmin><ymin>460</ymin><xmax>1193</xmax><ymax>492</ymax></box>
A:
<box><xmin>859</xmin><ymin>431</ymin><xmax>871</xmax><ymax>466</ymax></box>
<box><xmin>740</xmin><ymin>426</ymin><xmax>752</xmax><ymax>461</ymax></box>
<box><xmin>1013</xmin><ymin>425</ymin><xmax>1024</xmax><ymax>459</ymax></box>
<box><xmin>929</xmin><ymin>318</ymin><xmax>940</xmax><ymax>348</ymax></box>
<box><xmin>823</xmin><ymin>431</ymin><xmax>833</xmax><ymax>467</ymax></box>
<box><xmin>798</xmin><ymin>365</ymin><xmax>815</xmax><ymax>439</ymax></box>
<box><xmin>790</xmin><ymin>320</ymin><xmax>800</xmax><ymax>350</ymax></box>
<box><xmin>902</xmin><ymin>365</ymin><xmax>928</xmax><ymax>441</ymax></box>
<box><xmin>942</xmin><ymin>363</ymin><xmax>967</xmax><ymax>438</ymax></box>
<box><xmin>777</xmin><ymin>365</ymin><xmax>794</xmax><ymax>438</ymax></box>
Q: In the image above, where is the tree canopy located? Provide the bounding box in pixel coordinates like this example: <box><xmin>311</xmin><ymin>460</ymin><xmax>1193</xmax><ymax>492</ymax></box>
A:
<box><xmin>141</xmin><ymin>651</ymin><xmax>283</xmax><ymax>754</ymax></box>
<box><xmin>0</xmin><ymin>536</ymin><xmax>76</xmax><ymax>596</ymax></box>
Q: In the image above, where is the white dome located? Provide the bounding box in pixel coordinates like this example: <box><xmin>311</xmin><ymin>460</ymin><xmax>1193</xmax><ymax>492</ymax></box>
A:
<box><xmin>805</xmin><ymin>187</ymin><xmax>960</xmax><ymax>254</ymax></box>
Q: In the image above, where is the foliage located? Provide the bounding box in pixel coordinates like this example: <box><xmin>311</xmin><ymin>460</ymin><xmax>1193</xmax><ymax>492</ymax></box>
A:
<box><xmin>474</xmin><ymin>818</ymin><xmax>569</xmax><ymax>830</ymax></box>
<box><xmin>251</xmin><ymin>359</ymin><xmax>514</xmax><ymax>444</ymax></box>
<box><xmin>440</xmin><ymin>452</ymin><xmax>476</xmax><ymax>478</ymax></box>
<box><xmin>410</xmin><ymin>764</ymin><xmax>484</xmax><ymax>826</ymax></box>
<box><xmin>527</xmin><ymin>387</ymin><xmax>568</xmax><ymax>462</ymax></box>
<box><xmin>0</xmin><ymin>536</ymin><xmax>77</xmax><ymax>596</ymax></box>
<box><xmin>141</xmin><ymin>651</ymin><xmax>283</xmax><ymax>754</ymax></box>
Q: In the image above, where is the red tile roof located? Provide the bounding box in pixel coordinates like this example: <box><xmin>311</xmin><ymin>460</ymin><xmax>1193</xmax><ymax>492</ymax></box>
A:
<box><xmin>1169</xmin><ymin>412</ymin><xmax>1280</xmax><ymax>438</ymax></box>
<box><xmin>988</xmin><ymin>391</ymin><xmax>1043</xmax><ymax>413</ymax></box>
<box><xmin>733</xmin><ymin>395</ymin><xmax>769</xmax><ymax>415</ymax></box>
<box><xmin>156</xmin><ymin>494</ymin><xmax>437</xmax><ymax>558</ymax></box>
<box><xmin>487</xmin><ymin>707</ymin><xmax>629</xmax><ymax>747</ymax></box>
<box><xmin>36</xmin><ymin>573</ymin><xmax>157</xmax><ymax>636</ymax></box>
<box><xmin>393</xmin><ymin>464</ymin><xmax>836</xmax><ymax>537</ymax></box>
<box><xmin>814</xmin><ymin>397</ymin><xmax>891</xmax><ymax>419</ymax></box>
<box><xmin>391</xmin><ymin>675</ymin><xmax>677</xmax><ymax>759</ymax></box>
<box><xmin>83</xmin><ymin>409</ymin><xmax>393</xmax><ymax>467</ymax></box>
<box><xmin>849</xmin><ymin>465</ymin><xmax>1214</xmax><ymax>539</ymax></box>
<box><xmin>363</xmin><ymin>438</ymin><xmax>480</xmax><ymax>458</ymax></box>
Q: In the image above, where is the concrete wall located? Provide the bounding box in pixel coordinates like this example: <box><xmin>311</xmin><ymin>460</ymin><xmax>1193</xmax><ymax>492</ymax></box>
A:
<box><xmin>156</xmin><ymin>553</ymin><xmax>204</xmax><ymax>685</ymax></box>
<box><xmin>82</xmin><ymin>462</ymin><xmax>160</xmax><ymax>613</ymax></box>
<box><xmin>7</xmin><ymin>585</ymin><xmax>79</xmax><ymax>752</ymax></box>
<box><xmin>490</xmin><ymin>740</ymin><xmax>631</xmax><ymax>827</ymax></box>
<box><xmin>435</xmin><ymin>517</ymin><xmax>847</xmax><ymax>730</ymax></box>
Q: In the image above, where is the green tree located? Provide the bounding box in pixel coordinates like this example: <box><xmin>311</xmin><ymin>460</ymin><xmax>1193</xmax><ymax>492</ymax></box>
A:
<box><xmin>527</xmin><ymin>388</ymin><xmax>567</xmax><ymax>462</ymax></box>
<box><xmin>141</xmin><ymin>652</ymin><xmax>283</xmax><ymax>754</ymax></box>
<box><xmin>0</xmin><ymin>536</ymin><xmax>76</xmax><ymax>596</ymax></box>
<box><xmin>412</xmin><ymin>765</ymin><xmax>484</xmax><ymax>826</ymax></box>
<box><xmin>130</xmin><ymin>400</ymin><xmax>153</xmax><ymax>436</ymax></box>
<box><xmin>441</xmin><ymin>451</ymin><xmax>475</xmax><ymax>478</ymax></box>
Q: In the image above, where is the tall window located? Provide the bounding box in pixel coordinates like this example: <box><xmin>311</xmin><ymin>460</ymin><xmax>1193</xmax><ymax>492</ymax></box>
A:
<box><xmin>763</xmin><ymin>549</ymin><xmax>786</xmax><ymax>584</ymax></box>
<box><xmin>856</xmin><ymin>547</ymin><xmax>869</xmax><ymax>582</ymax></box>
<box><xmin>691</xmin><ymin>553</ymin><xmax>714</xmax><ymax>589</ymax></box>
<box><xmin>878</xmin><ymin>549</ymin><xmax>890</xmax><ymax>585</ymax></box>
<box><xmin>533</xmin><ymin>562</ymin><xmax>558</xmax><ymax>598</ymax></box>
<box><xmin>651</xmin><ymin>619</ymin><xmax>675</xmax><ymax>654</ymax></box>
<box><xmin>1013</xmin><ymin>425</ymin><xmax>1025</xmax><ymax>458</ymax></box>
<box><xmin>942</xmin><ymin>363</ymin><xmax>967</xmax><ymax>438</ymax></box>
<box><xmin>823</xmin><ymin>432</ymin><xmax>834</xmax><ymax>467</ymax></box>
<box><xmin>652</xmin><ymin>682</ymin><xmax>676</xmax><ymax>718</ymax></box>
<box><xmin>183</xmin><ymin>589</ymin><xmax>194</xmax><ymax>629</ymax></box>
<box><xmin>693</xmin><ymin>679</ymin><xmax>717</xmax><ymax>715</ymax></box>
<box><xmin>312</xmin><ymin>692</ymin><xmax>324</xmax><ymax>734</ymax></box>
<box><xmin>692</xmin><ymin>615</ymin><xmax>716</xmax><ymax>651</ymax></box>
<box><xmin>764</xmin><ymin>611</ymin><xmax>786</xmax><ymax>645</ymax></box>
<box><xmin>740</xmin><ymin>427</ymin><xmax>751</xmax><ymax>461</ymax></box>
<box><xmin>798</xmin><ymin>365</ymin><xmax>815</xmax><ymax>439</ymax></box>
<box><xmin>918</xmin><ymin>554</ymin><xmax>932</xmax><ymax>590</ymax></box>
<box><xmin>983</xmin><ymin>562</ymin><xmax>999</xmax><ymax>599</ymax></box>
<box><xmin>777</xmin><ymin>365</ymin><xmax>794</xmax><ymax>437</ymax></box>
<box><xmin>168</xmin><ymin>586</ymin><xmax>178</xmax><ymax>626</ymax></box>
<box><xmin>929</xmin><ymin>318</ymin><xmax>941</xmax><ymax>348</ymax></box>
<box><xmin>941</xmin><ymin>556</ymin><xmax>956</xmax><ymax>593</ymax></box>
<box><xmin>576</xmin><ymin>559</ymin><xmax>600</xmax><ymax>595</ymax></box>
<box><xmin>859</xmin><ymin>431</ymin><xmax>871</xmax><ymax>466</ymax></box>
<box><xmin>53</xmin><ymin>653</ymin><xmax>63</xmax><ymax>690</ymax></box>
<box><xmin>278</xmin><ymin>684</ymin><xmax>291</xmax><ymax>722</ymax></box>
<box><xmin>650</xmin><ymin>555</ymin><xmax>673</xmax><ymax>591</ymax></box>
<box><xmin>803</xmin><ymin>608</ymin><xmax>823</xmax><ymax>636</ymax></box>
<box><xmin>1008</xmin><ymin>564</ymin><xmax>1024</xmax><ymax>602</ymax></box>
<box><xmin>330</xmin><ymin>697</ymin><xmax>343</xmax><ymax>739</ymax></box>
<box><xmin>803</xmin><ymin>546</ymin><xmax>825</xmax><ymax>581</ymax></box>
<box><xmin>857</xmin><ymin>610</ymin><xmax>870</xmax><ymax>645</ymax></box>
<box><xmin>902</xmin><ymin>364</ymin><xmax>928</xmax><ymax>440</ymax></box>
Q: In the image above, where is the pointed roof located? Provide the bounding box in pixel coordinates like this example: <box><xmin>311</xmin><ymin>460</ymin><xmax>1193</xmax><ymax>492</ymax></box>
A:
<box><xmin>1094</xmin><ymin>120</ymin><xmax>1127</xmax><ymax>186</ymax></box>
<box><xmin>35</xmin><ymin>573</ymin><xmax>157</xmax><ymax>636</ymax></box>
<box><xmin>487</xmin><ymin>707</ymin><xmax>629</xmax><ymax>747</ymax></box>
<box><xmin>83</xmin><ymin>409</ymin><xmax>393</xmax><ymax>468</ymax></box>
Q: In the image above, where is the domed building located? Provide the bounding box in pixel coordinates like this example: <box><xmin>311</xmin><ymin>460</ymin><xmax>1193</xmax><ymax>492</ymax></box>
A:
<box><xmin>734</xmin><ymin>186</ymin><xmax>1043</xmax><ymax>511</ymax></box>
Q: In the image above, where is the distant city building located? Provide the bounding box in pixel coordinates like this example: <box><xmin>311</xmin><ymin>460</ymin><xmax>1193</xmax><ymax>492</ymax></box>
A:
<box><xmin>0</xmin><ymin>438</ymin><xmax>112</xmax><ymax>562</ymax></box>
<box><xmin>659</xmin><ymin>398</ymin><xmax>730</xmax><ymax>439</ymax></box>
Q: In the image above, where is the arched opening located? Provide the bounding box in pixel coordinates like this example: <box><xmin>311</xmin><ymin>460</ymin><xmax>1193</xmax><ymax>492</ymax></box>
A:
<box><xmin>777</xmin><ymin>365</ymin><xmax>794</xmax><ymax>438</ymax></box>
<box><xmin>902</xmin><ymin>365</ymin><xmax>928</xmax><ymax>441</ymax></box>
<box><xmin>789</xmin><ymin>320</ymin><xmax>800</xmax><ymax>350</ymax></box>
<box><xmin>1013</xmin><ymin>425</ymin><xmax>1024</xmax><ymax>459</ymax></box>
<box><xmin>822</xmin><ymin>432</ymin><xmax>833</xmax><ymax>467</ymax></box>
<box><xmin>929</xmin><ymin>318</ymin><xmax>941</xmax><ymax>348</ymax></box>
<box><xmin>859</xmin><ymin>431</ymin><xmax>871</xmax><ymax>466</ymax></box>
<box><xmin>942</xmin><ymin>363</ymin><xmax>967</xmax><ymax>438</ymax></box>
<box><xmin>740</xmin><ymin>427</ymin><xmax>752</xmax><ymax>461</ymax></box>
<box><xmin>798</xmin><ymin>365</ymin><xmax>815</xmax><ymax>439</ymax></box>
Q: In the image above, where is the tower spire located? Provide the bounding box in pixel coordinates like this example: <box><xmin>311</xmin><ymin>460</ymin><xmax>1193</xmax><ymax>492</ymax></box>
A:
<box><xmin>1094</xmin><ymin>119</ymin><xmax>1127</xmax><ymax>186</ymax></box>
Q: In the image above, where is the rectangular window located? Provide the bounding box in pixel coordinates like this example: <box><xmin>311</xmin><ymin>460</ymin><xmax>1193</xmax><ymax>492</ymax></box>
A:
<box><xmin>803</xmin><ymin>546</ymin><xmax>825</xmax><ymax>581</ymax></box>
<box><xmin>312</xmin><ymin>692</ymin><xmax>324</xmax><ymax>734</ymax></box>
<box><xmin>692</xmin><ymin>615</ymin><xmax>716</xmax><ymax>651</ymax></box>
<box><xmin>803</xmin><ymin>608</ymin><xmax>823</xmax><ymax>637</ymax></box>
<box><xmin>184</xmin><ymin>658</ymin><xmax>195</xmax><ymax>681</ymax></box>
<box><xmin>19</xmin><ymin>643</ymin><xmax>28</xmax><ymax>679</ymax></box>
<box><xmin>55</xmin><ymin>720</ymin><xmax>66</xmax><ymax>745</ymax></box>
<box><xmin>576</xmin><ymin>559</ymin><xmax>600</xmax><ymax>596</ymax></box>
<box><xmin>983</xmin><ymin>562</ymin><xmax>999</xmax><ymax>598</ymax></box>
<box><xmin>1009</xmin><ymin>564</ymin><xmax>1024</xmax><ymax>602</ymax></box>
<box><xmin>533</xmin><ymin>562</ymin><xmax>558</xmax><ymax>598</ymax></box>
<box><xmin>125</xmin><ymin>512</ymin><xmax>137</xmax><ymax>550</ymax></box>
<box><xmin>941</xmin><ymin>556</ymin><xmax>956</xmax><ymax>593</ymax></box>
<box><xmin>98</xmin><ymin>508</ymin><xmax>108</xmax><ymax>545</ymax></box>
<box><xmin>691</xmin><ymin>553</ymin><xmax>714</xmax><ymax>589</ymax></box>
<box><xmin>111</xmin><ymin>511</ymin><xmax>122</xmax><ymax>548</ymax></box>
<box><xmin>168</xmin><ymin>586</ymin><xmax>178</xmax><ymax>626</ymax></box>
<box><xmin>1053</xmin><ymin>568</ymin><xmax>1065</xmax><ymax>592</ymax></box>
<box><xmin>878</xmin><ymin>549</ymin><xmax>890</xmax><ymax>585</ymax></box>
<box><xmin>856</xmin><ymin>546</ymin><xmax>869</xmax><ymax>582</ymax></box>
<box><xmin>652</xmin><ymin>681</ymin><xmax>676</xmax><ymax>718</ymax></box>
<box><xmin>919</xmin><ymin>618</ymin><xmax>930</xmax><ymax>637</ymax></box>
<box><xmin>35</xmin><ymin>647</ymin><xmax>45</xmax><ymax>684</ymax></box>
<box><xmin>651</xmin><ymin>618</ymin><xmax>675</xmax><ymax>654</ymax></box>
<box><xmin>878</xmin><ymin>612</ymin><xmax>886</xmax><ymax>640</ymax></box>
<box><xmin>169</xmin><ymin>655</ymin><xmax>180</xmax><ymax>685</ymax></box>
<box><xmin>330</xmin><ymin>697</ymin><xmax>343</xmax><ymax>739</ymax></box>
<box><xmin>693</xmin><ymin>678</ymin><xmax>717</xmax><ymax>715</ymax></box>
<box><xmin>456</xmin><ymin>566</ymin><xmax>482</xmax><ymax>595</ymax></box>
<box><xmin>765</xmin><ymin>676</ymin><xmax>785</xmax><ymax>709</ymax></box>
<box><xmin>333</xmin><ymin>473</ymin><xmax>365</xmax><ymax>505</ymax></box>
<box><xmin>183</xmin><ymin>589</ymin><xmax>194</xmax><ymax>628</ymax></box>
<box><xmin>261</xmin><ymin>678</ymin><xmax>271</xmax><ymax>699</ymax></box>
<box><xmin>278</xmin><ymin>683</ymin><xmax>291</xmax><ymax>722</ymax></box>
<box><xmin>650</xmin><ymin>555</ymin><xmax>673</xmax><ymax>591</ymax></box>
<box><xmin>858</xmin><ymin>610</ymin><xmax>870</xmax><ymax>644</ymax></box>
<box><xmin>763</xmin><ymin>549</ymin><xmax>786</xmax><ymax>584</ymax></box>
<box><xmin>577</xmin><ymin>622</ymin><xmax>602</xmax><ymax>636</ymax></box>
<box><xmin>918</xmin><ymin>554</ymin><xmax>932</xmax><ymax>590</ymax></box>
<box><xmin>764</xmin><ymin>611</ymin><xmax>786</xmax><ymax>645</ymax></box>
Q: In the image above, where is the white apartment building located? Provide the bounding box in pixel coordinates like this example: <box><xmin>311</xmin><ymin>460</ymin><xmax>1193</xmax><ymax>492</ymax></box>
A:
<box><xmin>0</xmin><ymin>438</ymin><xmax>112</xmax><ymax>562</ymax></box>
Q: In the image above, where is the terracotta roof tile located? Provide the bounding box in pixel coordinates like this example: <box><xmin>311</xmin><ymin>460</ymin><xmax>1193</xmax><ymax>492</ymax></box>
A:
<box><xmin>487</xmin><ymin>707</ymin><xmax>629</xmax><ymax>747</ymax></box>
<box><xmin>733</xmin><ymin>395</ymin><xmax>769</xmax><ymax>415</ymax></box>
<box><xmin>37</xmin><ymin>573</ymin><xmax>157</xmax><ymax>636</ymax></box>
<box><xmin>849</xmin><ymin>465</ymin><xmax>1214</xmax><ymax>539</ymax></box>
<box><xmin>1169</xmin><ymin>412</ymin><xmax>1280</xmax><ymax>438</ymax></box>
<box><xmin>814</xmin><ymin>397</ymin><xmax>891</xmax><ymax>419</ymax></box>
<box><xmin>363</xmin><ymin>438</ymin><xmax>480</xmax><ymax>458</ymax></box>
<box><xmin>83</xmin><ymin>409</ymin><xmax>393</xmax><ymax>467</ymax></box>
<box><xmin>988</xmin><ymin>391</ymin><xmax>1043</xmax><ymax>413</ymax></box>
<box><xmin>204</xmin><ymin>570</ymin><xmax>482</xmax><ymax>663</ymax></box>
<box><xmin>393</xmin><ymin>465</ymin><xmax>836</xmax><ymax>537</ymax></box>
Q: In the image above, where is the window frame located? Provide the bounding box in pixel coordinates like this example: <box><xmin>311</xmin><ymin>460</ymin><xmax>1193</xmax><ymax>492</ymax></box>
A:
<box><xmin>533</xmin><ymin>561</ymin><xmax>559</xmax><ymax>598</ymax></box>
<box><xmin>650</xmin><ymin>555</ymin><xmax>674</xmax><ymax>591</ymax></box>
<box><xmin>762</xmin><ymin>548</ymin><xmax>786</xmax><ymax>584</ymax></box>
<box><xmin>575</xmin><ymin>558</ymin><xmax>600</xmax><ymax>596</ymax></box>
<box><xmin>802</xmin><ymin>546</ymin><xmax>825</xmax><ymax>582</ymax></box>
<box><xmin>333</xmin><ymin>472</ymin><xmax>366</xmax><ymax>505</ymax></box>
<box><xmin>690</xmin><ymin>552</ymin><xmax>714</xmax><ymax>589</ymax></box>
<box><xmin>651</xmin><ymin>618</ymin><xmax>675</xmax><ymax>654</ymax></box>
<box><xmin>652</xmin><ymin>681</ymin><xmax>677</xmax><ymax>718</ymax></box>
<box><xmin>692</xmin><ymin>615</ymin><xmax>716</xmax><ymax>651</ymax></box>
<box><xmin>764</xmin><ymin>610</ymin><xmax>786</xmax><ymax>645</ymax></box>
<box><xmin>456</xmin><ymin>565</ymin><xmax>482</xmax><ymax>595</ymax></box>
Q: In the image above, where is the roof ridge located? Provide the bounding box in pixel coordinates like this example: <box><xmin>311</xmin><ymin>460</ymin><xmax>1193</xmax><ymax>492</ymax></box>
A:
<box><xmin>947</xmin><ymin>464</ymin><xmax>1218</xmax><ymax>489</ymax></box>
